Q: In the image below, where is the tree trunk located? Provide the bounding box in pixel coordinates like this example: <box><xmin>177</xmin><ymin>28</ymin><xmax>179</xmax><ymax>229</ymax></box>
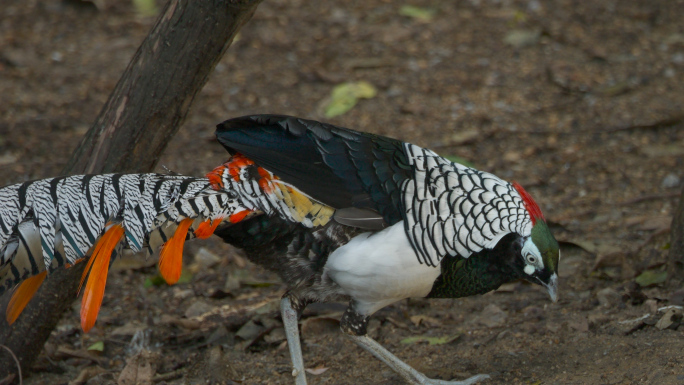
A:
<box><xmin>669</xmin><ymin>186</ymin><xmax>684</xmax><ymax>288</ymax></box>
<box><xmin>0</xmin><ymin>0</ymin><xmax>262</xmax><ymax>380</ymax></box>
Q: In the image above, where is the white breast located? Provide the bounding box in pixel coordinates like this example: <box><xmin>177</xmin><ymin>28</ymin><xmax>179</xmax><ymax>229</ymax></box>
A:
<box><xmin>323</xmin><ymin>221</ymin><xmax>441</xmax><ymax>315</ymax></box>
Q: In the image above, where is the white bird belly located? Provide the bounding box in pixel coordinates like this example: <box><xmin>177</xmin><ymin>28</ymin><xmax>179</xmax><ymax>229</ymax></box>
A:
<box><xmin>324</xmin><ymin>221</ymin><xmax>441</xmax><ymax>315</ymax></box>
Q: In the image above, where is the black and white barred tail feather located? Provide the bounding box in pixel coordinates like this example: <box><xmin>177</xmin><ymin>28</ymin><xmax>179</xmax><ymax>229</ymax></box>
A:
<box><xmin>0</xmin><ymin>173</ymin><xmax>248</xmax><ymax>295</ymax></box>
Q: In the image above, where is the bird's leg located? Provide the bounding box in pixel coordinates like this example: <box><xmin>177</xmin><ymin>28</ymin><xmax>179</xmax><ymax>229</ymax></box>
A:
<box><xmin>280</xmin><ymin>295</ymin><xmax>308</xmax><ymax>385</ymax></box>
<box><xmin>340</xmin><ymin>305</ymin><xmax>490</xmax><ymax>385</ymax></box>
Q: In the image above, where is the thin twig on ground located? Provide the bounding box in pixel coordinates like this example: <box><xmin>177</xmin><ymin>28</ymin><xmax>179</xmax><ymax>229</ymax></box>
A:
<box><xmin>0</xmin><ymin>345</ymin><xmax>21</xmax><ymax>385</ymax></box>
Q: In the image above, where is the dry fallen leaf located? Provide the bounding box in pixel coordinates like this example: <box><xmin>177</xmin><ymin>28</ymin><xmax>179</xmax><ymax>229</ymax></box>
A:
<box><xmin>68</xmin><ymin>366</ymin><xmax>107</xmax><ymax>385</ymax></box>
<box><xmin>160</xmin><ymin>314</ymin><xmax>202</xmax><ymax>330</ymax></box>
<box><xmin>301</xmin><ymin>314</ymin><xmax>341</xmax><ymax>335</ymax></box>
<box><xmin>655</xmin><ymin>307</ymin><xmax>683</xmax><ymax>330</ymax></box>
<box><xmin>56</xmin><ymin>346</ymin><xmax>108</xmax><ymax>365</ymax></box>
<box><xmin>400</xmin><ymin>334</ymin><xmax>460</xmax><ymax>345</ymax></box>
<box><xmin>449</xmin><ymin>129</ymin><xmax>480</xmax><ymax>145</ymax></box>
<box><xmin>568</xmin><ymin>317</ymin><xmax>589</xmax><ymax>332</ymax></box>
<box><xmin>118</xmin><ymin>352</ymin><xmax>155</xmax><ymax>385</ymax></box>
<box><xmin>305</xmin><ymin>366</ymin><xmax>329</xmax><ymax>375</ymax></box>
<box><xmin>495</xmin><ymin>282</ymin><xmax>520</xmax><ymax>292</ymax></box>
<box><xmin>409</xmin><ymin>314</ymin><xmax>442</xmax><ymax>327</ymax></box>
<box><xmin>476</xmin><ymin>304</ymin><xmax>508</xmax><ymax>328</ymax></box>
<box><xmin>110</xmin><ymin>253</ymin><xmax>156</xmax><ymax>271</ymax></box>
<box><xmin>111</xmin><ymin>321</ymin><xmax>147</xmax><ymax>336</ymax></box>
<box><xmin>504</xmin><ymin>30</ymin><xmax>540</xmax><ymax>48</ymax></box>
<box><xmin>0</xmin><ymin>152</ymin><xmax>18</xmax><ymax>166</ymax></box>
<box><xmin>563</xmin><ymin>238</ymin><xmax>621</xmax><ymax>256</ymax></box>
<box><xmin>184</xmin><ymin>300</ymin><xmax>216</xmax><ymax>318</ymax></box>
<box><xmin>0</xmin><ymin>374</ymin><xmax>16</xmax><ymax>385</ymax></box>
<box><xmin>625</xmin><ymin>215</ymin><xmax>672</xmax><ymax>231</ymax></box>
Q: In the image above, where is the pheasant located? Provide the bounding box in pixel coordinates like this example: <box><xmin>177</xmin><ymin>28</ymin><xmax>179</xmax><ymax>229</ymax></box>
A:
<box><xmin>0</xmin><ymin>115</ymin><xmax>559</xmax><ymax>385</ymax></box>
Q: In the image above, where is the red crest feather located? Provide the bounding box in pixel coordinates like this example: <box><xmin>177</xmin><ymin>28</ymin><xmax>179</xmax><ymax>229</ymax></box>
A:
<box><xmin>512</xmin><ymin>182</ymin><xmax>544</xmax><ymax>225</ymax></box>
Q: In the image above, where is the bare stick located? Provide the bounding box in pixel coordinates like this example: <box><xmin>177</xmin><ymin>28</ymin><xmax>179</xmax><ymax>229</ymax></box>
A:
<box><xmin>669</xmin><ymin>187</ymin><xmax>684</xmax><ymax>288</ymax></box>
<box><xmin>0</xmin><ymin>345</ymin><xmax>21</xmax><ymax>385</ymax></box>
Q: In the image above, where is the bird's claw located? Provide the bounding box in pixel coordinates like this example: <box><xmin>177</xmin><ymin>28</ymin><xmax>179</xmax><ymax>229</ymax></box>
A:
<box><xmin>419</xmin><ymin>373</ymin><xmax>490</xmax><ymax>385</ymax></box>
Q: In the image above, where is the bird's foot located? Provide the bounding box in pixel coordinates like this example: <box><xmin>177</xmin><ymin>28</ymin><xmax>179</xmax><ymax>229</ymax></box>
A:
<box><xmin>417</xmin><ymin>373</ymin><xmax>490</xmax><ymax>385</ymax></box>
<box><xmin>345</xmin><ymin>330</ymin><xmax>490</xmax><ymax>385</ymax></box>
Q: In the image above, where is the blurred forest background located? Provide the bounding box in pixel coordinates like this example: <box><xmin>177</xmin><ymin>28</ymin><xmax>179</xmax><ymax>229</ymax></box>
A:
<box><xmin>0</xmin><ymin>0</ymin><xmax>683</xmax><ymax>384</ymax></box>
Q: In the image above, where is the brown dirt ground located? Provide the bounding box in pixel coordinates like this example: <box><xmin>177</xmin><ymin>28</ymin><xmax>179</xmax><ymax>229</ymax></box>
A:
<box><xmin>1</xmin><ymin>0</ymin><xmax>684</xmax><ymax>384</ymax></box>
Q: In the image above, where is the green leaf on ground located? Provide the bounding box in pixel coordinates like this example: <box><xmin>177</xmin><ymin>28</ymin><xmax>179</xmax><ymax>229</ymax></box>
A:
<box><xmin>635</xmin><ymin>269</ymin><xmax>667</xmax><ymax>287</ymax></box>
<box><xmin>323</xmin><ymin>81</ymin><xmax>377</xmax><ymax>118</ymax></box>
<box><xmin>399</xmin><ymin>5</ymin><xmax>436</xmax><ymax>22</ymax></box>
<box><xmin>87</xmin><ymin>341</ymin><xmax>104</xmax><ymax>351</ymax></box>
<box><xmin>144</xmin><ymin>274</ymin><xmax>166</xmax><ymax>288</ymax></box>
<box><xmin>177</xmin><ymin>269</ymin><xmax>193</xmax><ymax>284</ymax></box>
<box><xmin>511</xmin><ymin>10</ymin><xmax>527</xmax><ymax>24</ymax></box>
<box><xmin>133</xmin><ymin>0</ymin><xmax>159</xmax><ymax>17</ymax></box>
<box><xmin>144</xmin><ymin>269</ymin><xmax>192</xmax><ymax>287</ymax></box>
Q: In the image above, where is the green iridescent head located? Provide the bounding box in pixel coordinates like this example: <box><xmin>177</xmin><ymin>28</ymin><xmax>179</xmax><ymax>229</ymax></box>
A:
<box><xmin>513</xmin><ymin>182</ymin><xmax>560</xmax><ymax>302</ymax></box>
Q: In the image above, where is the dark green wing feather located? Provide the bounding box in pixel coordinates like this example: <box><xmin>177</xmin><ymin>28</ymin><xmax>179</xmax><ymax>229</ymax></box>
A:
<box><xmin>215</xmin><ymin>115</ymin><xmax>412</xmax><ymax>226</ymax></box>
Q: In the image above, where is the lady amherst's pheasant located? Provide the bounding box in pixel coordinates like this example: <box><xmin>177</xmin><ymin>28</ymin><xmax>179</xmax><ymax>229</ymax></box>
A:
<box><xmin>0</xmin><ymin>115</ymin><xmax>559</xmax><ymax>385</ymax></box>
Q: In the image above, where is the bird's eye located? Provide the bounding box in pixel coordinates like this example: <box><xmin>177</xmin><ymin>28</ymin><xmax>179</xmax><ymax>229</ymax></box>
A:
<box><xmin>526</xmin><ymin>255</ymin><xmax>536</xmax><ymax>264</ymax></box>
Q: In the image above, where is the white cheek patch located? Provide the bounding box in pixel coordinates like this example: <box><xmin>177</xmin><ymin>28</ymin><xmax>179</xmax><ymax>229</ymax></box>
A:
<box><xmin>522</xmin><ymin>237</ymin><xmax>544</xmax><ymax>274</ymax></box>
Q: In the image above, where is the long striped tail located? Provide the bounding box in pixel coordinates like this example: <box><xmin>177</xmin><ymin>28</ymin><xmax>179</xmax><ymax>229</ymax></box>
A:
<box><xmin>1</xmin><ymin>149</ymin><xmax>337</xmax><ymax>332</ymax></box>
<box><xmin>0</xmin><ymin>172</ymin><xmax>250</xmax><ymax>331</ymax></box>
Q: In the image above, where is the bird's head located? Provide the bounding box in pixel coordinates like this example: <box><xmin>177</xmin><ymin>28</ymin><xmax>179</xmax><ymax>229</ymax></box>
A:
<box><xmin>511</xmin><ymin>183</ymin><xmax>560</xmax><ymax>302</ymax></box>
<box><xmin>517</xmin><ymin>220</ymin><xmax>560</xmax><ymax>302</ymax></box>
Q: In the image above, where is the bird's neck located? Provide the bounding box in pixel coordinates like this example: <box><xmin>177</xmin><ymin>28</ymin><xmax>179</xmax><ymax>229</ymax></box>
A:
<box><xmin>426</xmin><ymin>253</ymin><xmax>517</xmax><ymax>299</ymax></box>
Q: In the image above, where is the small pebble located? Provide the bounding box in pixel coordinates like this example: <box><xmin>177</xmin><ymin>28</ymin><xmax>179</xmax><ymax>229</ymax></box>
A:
<box><xmin>597</xmin><ymin>287</ymin><xmax>621</xmax><ymax>307</ymax></box>
<box><xmin>51</xmin><ymin>51</ymin><xmax>63</xmax><ymax>62</ymax></box>
<box><xmin>669</xmin><ymin>289</ymin><xmax>684</xmax><ymax>306</ymax></box>
<box><xmin>236</xmin><ymin>320</ymin><xmax>264</xmax><ymax>341</ymax></box>
<box><xmin>478</xmin><ymin>304</ymin><xmax>508</xmax><ymax>328</ymax></box>
<box><xmin>194</xmin><ymin>247</ymin><xmax>221</xmax><ymax>269</ymax></box>
<box><xmin>184</xmin><ymin>300</ymin><xmax>215</xmax><ymax>318</ymax></box>
<box><xmin>661</xmin><ymin>173</ymin><xmax>680</xmax><ymax>188</ymax></box>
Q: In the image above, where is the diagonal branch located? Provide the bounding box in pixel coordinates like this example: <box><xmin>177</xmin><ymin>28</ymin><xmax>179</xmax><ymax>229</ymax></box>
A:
<box><xmin>669</xmin><ymin>187</ymin><xmax>684</xmax><ymax>288</ymax></box>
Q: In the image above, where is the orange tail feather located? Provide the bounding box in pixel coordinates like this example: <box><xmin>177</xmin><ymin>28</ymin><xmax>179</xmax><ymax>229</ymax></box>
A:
<box><xmin>159</xmin><ymin>218</ymin><xmax>193</xmax><ymax>285</ymax></box>
<box><xmin>80</xmin><ymin>224</ymin><xmax>124</xmax><ymax>332</ymax></box>
<box><xmin>6</xmin><ymin>270</ymin><xmax>47</xmax><ymax>324</ymax></box>
<box><xmin>194</xmin><ymin>217</ymin><xmax>224</xmax><ymax>239</ymax></box>
<box><xmin>229</xmin><ymin>210</ymin><xmax>252</xmax><ymax>223</ymax></box>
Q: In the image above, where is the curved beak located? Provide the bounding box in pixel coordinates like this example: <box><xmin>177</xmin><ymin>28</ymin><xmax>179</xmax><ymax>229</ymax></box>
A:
<box><xmin>542</xmin><ymin>273</ymin><xmax>559</xmax><ymax>302</ymax></box>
